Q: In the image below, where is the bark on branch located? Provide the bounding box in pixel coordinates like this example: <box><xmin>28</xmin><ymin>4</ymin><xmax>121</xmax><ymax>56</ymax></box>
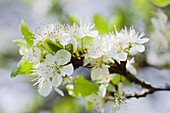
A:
<box><xmin>71</xmin><ymin>55</ymin><xmax>170</xmax><ymax>99</ymax></box>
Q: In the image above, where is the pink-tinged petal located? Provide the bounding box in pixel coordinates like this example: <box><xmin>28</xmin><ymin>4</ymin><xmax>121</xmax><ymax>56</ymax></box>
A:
<box><xmin>136</xmin><ymin>38</ymin><xmax>149</xmax><ymax>44</ymax></box>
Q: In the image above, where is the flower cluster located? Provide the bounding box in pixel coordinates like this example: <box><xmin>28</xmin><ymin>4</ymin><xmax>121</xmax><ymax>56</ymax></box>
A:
<box><xmin>13</xmin><ymin>19</ymin><xmax>149</xmax><ymax>113</ymax></box>
<box><xmin>84</xmin><ymin>26</ymin><xmax>148</xmax><ymax>112</ymax></box>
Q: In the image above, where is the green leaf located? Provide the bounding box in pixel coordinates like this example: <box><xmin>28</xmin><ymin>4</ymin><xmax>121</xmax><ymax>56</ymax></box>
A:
<box><xmin>13</xmin><ymin>39</ymin><xmax>26</xmax><ymax>45</ymax></box>
<box><xmin>65</xmin><ymin>43</ymin><xmax>74</xmax><ymax>55</ymax></box>
<box><xmin>20</xmin><ymin>20</ymin><xmax>35</xmax><ymax>45</ymax></box>
<box><xmin>10</xmin><ymin>59</ymin><xmax>33</xmax><ymax>78</ymax></box>
<box><xmin>111</xmin><ymin>73</ymin><xmax>121</xmax><ymax>85</ymax></box>
<box><xmin>109</xmin><ymin>14</ymin><xmax>123</xmax><ymax>32</ymax></box>
<box><xmin>44</xmin><ymin>39</ymin><xmax>63</xmax><ymax>54</ymax></box>
<box><xmin>73</xmin><ymin>76</ymin><xmax>99</xmax><ymax>97</ymax></box>
<box><xmin>152</xmin><ymin>0</ymin><xmax>170</xmax><ymax>7</ymax></box>
<box><xmin>36</xmin><ymin>43</ymin><xmax>45</xmax><ymax>51</ymax></box>
<box><xmin>67</xmin><ymin>14</ymin><xmax>79</xmax><ymax>25</ymax></box>
<box><xmin>52</xmin><ymin>97</ymin><xmax>83</xmax><ymax>113</ymax></box>
<box><xmin>93</xmin><ymin>14</ymin><xmax>109</xmax><ymax>34</ymax></box>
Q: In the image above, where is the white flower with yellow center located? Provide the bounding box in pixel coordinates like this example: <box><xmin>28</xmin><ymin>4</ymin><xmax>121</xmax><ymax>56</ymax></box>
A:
<box><xmin>87</xmin><ymin>35</ymin><xmax>113</xmax><ymax>59</ymax></box>
<box><xmin>121</xmin><ymin>27</ymin><xmax>149</xmax><ymax>54</ymax></box>
<box><xmin>33</xmin><ymin>49</ymin><xmax>73</xmax><ymax>96</ymax></box>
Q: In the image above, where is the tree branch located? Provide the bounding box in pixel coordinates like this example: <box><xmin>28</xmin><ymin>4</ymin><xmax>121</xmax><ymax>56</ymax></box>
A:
<box><xmin>109</xmin><ymin>61</ymin><xmax>154</xmax><ymax>89</ymax></box>
<box><xmin>125</xmin><ymin>86</ymin><xmax>170</xmax><ymax>99</ymax></box>
<box><xmin>71</xmin><ymin>54</ymin><xmax>170</xmax><ymax>99</ymax></box>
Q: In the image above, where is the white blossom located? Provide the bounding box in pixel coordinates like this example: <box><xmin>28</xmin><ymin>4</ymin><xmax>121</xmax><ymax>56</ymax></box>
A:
<box><xmin>32</xmin><ymin>49</ymin><xmax>73</xmax><ymax>96</ymax></box>
<box><xmin>25</xmin><ymin>47</ymin><xmax>42</xmax><ymax>68</ymax></box>
<box><xmin>59</xmin><ymin>33</ymin><xmax>77</xmax><ymax>50</ymax></box>
<box><xmin>87</xmin><ymin>35</ymin><xmax>114</xmax><ymax>59</ymax></box>
<box><xmin>87</xmin><ymin>93</ymin><xmax>105</xmax><ymax>113</ymax></box>
<box><xmin>109</xmin><ymin>82</ymin><xmax>124</xmax><ymax>113</ymax></box>
<box><xmin>91</xmin><ymin>64</ymin><xmax>114</xmax><ymax>83</ymax></box>
<box><xmin>33</xmin><ymin>22</ymin><xmax>60</xmax><ymax>45</ymax></box>
<box><xmin>126</xmin><ymin>57</ymin><xmax>137</xmax><ymax>75</ymax></box>
<box><xmin>116</xmin><ymin>27</ymin><xmax>149</xmax><ymax>54</ymax></box>
<box><xmin>75</xmin><ymin>22</ymin><xmax>98</xmax><ymax>38</ymax></box>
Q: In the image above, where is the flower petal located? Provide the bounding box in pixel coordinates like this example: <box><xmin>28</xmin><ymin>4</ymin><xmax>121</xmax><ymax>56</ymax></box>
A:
<box><xmin>69</xmin><ymin>37</ymin><xmax>77</xmax><ymax>51</ymax></box>
<box><xmin>59</xmin><ymin>33</ymin><xmax>71</xmax><ymax>46</ymax></box>
<box><xmin>136</xmin><ymin>38</ymin><xmax>149</xmax><ymax>44</ymax></box>
<box><xmin>60</xmin><ymin>64</ymin><xmax>74</xmax><ymax>76</ymax></box>
<box><xmin>75</xmin><ymin>31</ymin><xmax>83</xmax><ymax>38</ymax></box>
<box><xmin>116</xmin><ymin>52</ymin><xmax>128</xmax><ymax>61</ymax></box>
<box><xmin>91</xmin><ymin>67</ymin><xmax>101</xmax><ymax>81</ymax></box>
<box><xmin>87</xmin><ymin>30</ymin><xmax>98</xmax><ymax>37</ymax></box>
<box><xmin>55</xmin><ymin>49</ymin><xmax>71</xmax><ymax>65</ymax></box>
<box><xmin>102</xmin><ymin>64</ymin><xmax>109</xmax><ymax>75</ymax></box>
<box><xmin>127</xmin><ymin>65</ymin><xmax>137</xmax><ymax>75</ymax></box>
<box><xmin>98</xmin><ymin>84</ymin><xmax>107</xmax><ymax>97</ymax></box>
<box><xmin>134</xmin><ymin>44</ymin><xmax>145</xmax><ymax>52</ymax></box>
<box><xmin>39</xmin><ymin>80</ymin><xmax>52</xmax><ymax>97</ymax></box>
<box><xmin>129</xmin><ymin>46</ymin><xmax>138</xmax><ymax>55</ymax></box>
<box><xmin>46</xmin><ymin>54</ymin><xmax>55</xmax><ymax>64</ymax></box>
<box><xmin>54</xmin><ymin>87</ymin><xmax>64</xmax><ymax>96</ymax></box>
<box><xmin>52</xmin><ymin>75</ymin><xmax>62</xmax><ymax>87</ymax></box>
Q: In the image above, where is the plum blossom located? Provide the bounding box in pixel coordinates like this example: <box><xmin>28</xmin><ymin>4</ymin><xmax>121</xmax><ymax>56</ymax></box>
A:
<box><xmin>33</xmin><ymin>22</ymin><xmax>59</xmax><ymax>45</ymax></box>
<box><xmin>32</xmin><ymin>49</ymin><xmax>73</xmax><ymax>96</ymax></box>
<box><xmin>58</xmin><ymin>33</ymin><xmax>77</xmax><ymax>50</ymax></box>
<box><xmin>126</xmin><ymin>57</ymin><xmax>137</xmax><ymax>75</ymax></box>
<box><xmin>87</xmin><ymin>84</ymin><xmax>107</xmax><ymax>113</ymax></box>
<box><xmin>25</xmin><ymin>47</ymin><xmax>42</xmax><ymax>65</ymax></box>
<box><xmin>75</xmin><ymin>21</ymin><xmax>98</xmax><ymax>38</ymax></box>
<box><xmin>116</xmin><ymin>27</ymin><xmax>149</xmax><ymax>54</ymax></box>
<box><xmin>91</xmin><ymin>64</ymin><xmax>114</xmax><ymax>83</ymax></box>
<box><xmin>109</xmin><ymin>82</ymin><xmax>125</xmax><ymax>113</ymax></box>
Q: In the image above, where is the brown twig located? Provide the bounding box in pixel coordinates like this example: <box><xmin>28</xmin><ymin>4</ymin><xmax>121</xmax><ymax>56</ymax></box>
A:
<box><xmin>125</xmin><ymin>86</ymin><xmax>170</xmax><ymax>99</ymax></box>
<box><xmin>70</xmin><ymin>54</ymin><xmax>170</xmax><ymax>99</ymax></box>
